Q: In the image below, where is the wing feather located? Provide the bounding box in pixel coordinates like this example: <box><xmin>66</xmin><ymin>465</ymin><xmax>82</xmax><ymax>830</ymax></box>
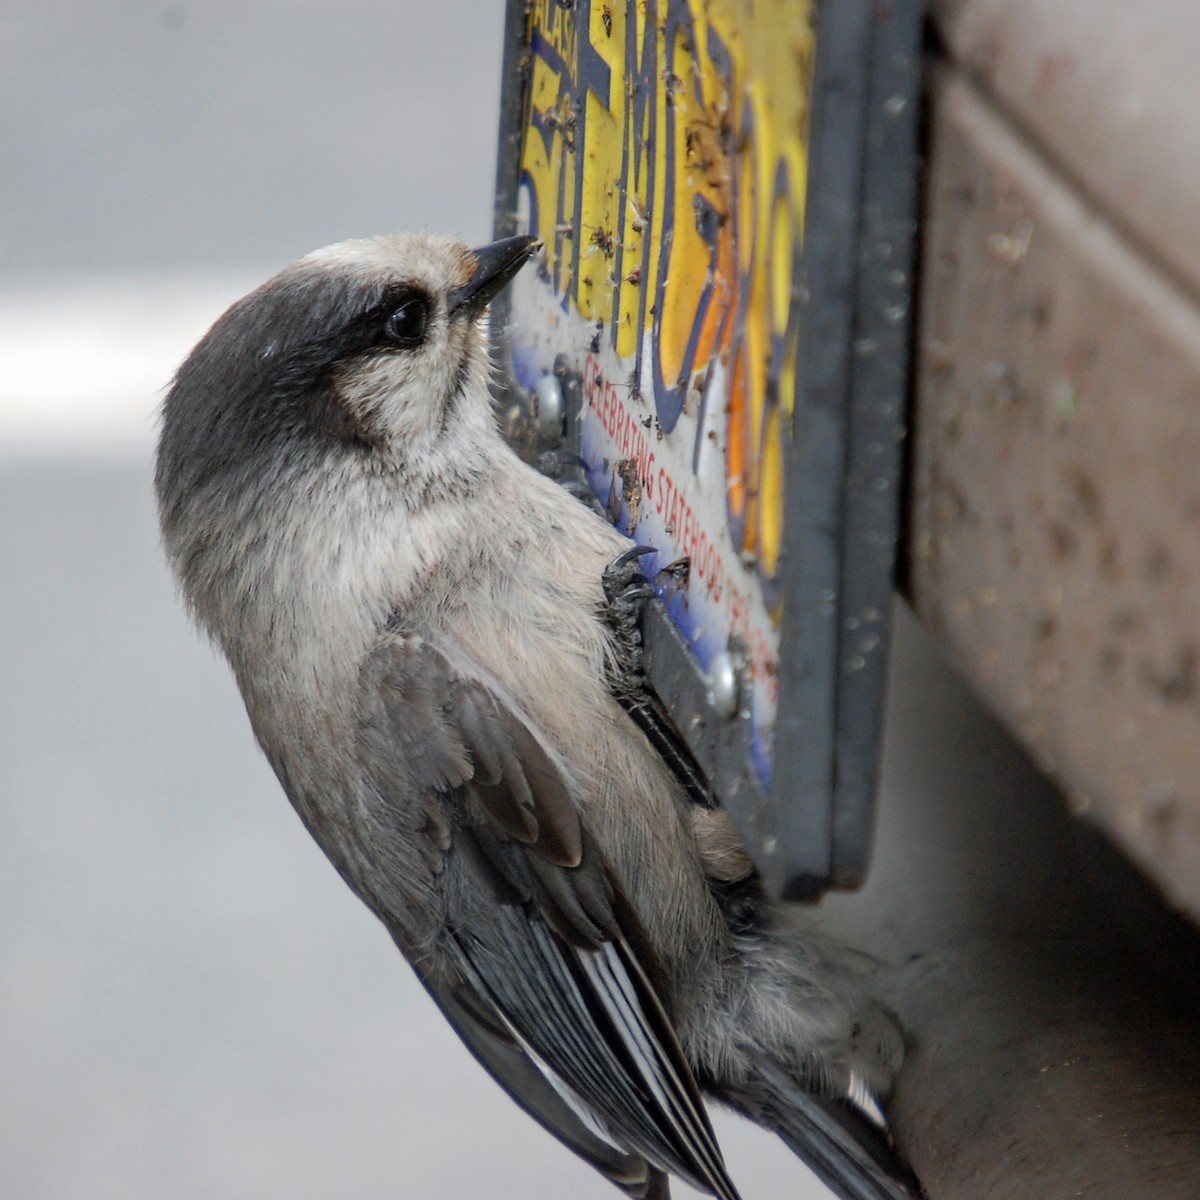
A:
<box><xmin>357</xmin><ymin>631</ymin><xmax>741</xmax><ymax>1200</ymax></box>
<box><xmin>414</xmin><ymin>964</ymin><xmax>667</xmax><ymax>1200</ymax></box>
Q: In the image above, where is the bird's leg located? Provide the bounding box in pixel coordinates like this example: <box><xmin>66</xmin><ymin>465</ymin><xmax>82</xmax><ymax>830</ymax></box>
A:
<box><xmin>601</xmin><ymin>546</ymin><xmax>719</xmax><ymax>815</ymax></box>
<box><xmin>601</xmin><ymin>545</ymin><xmax>658</xmax><ymax>682</ymax></box>
<box><xmin>559</xmin><ymin>478</ymin><xmax>605</xmax><ymax>512</ymax></box>
<box><xmin>536</xmin><ymin>449</ymin><xmax>605</xmax><ymax>515</ymax></box>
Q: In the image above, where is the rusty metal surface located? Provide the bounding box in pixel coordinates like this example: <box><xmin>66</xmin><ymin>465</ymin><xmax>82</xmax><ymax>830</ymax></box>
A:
<box><xmin>821</xmin><ymin>604</ymin><xmax>1200</xmax><ymax>1200</ymax></box>
<box><xmin>909</xmin><ymin>65</ymin><xmax>1200</xmax><ymax>922</ymax></box>
<box><xmin>934</xmin><ymin>0</ymin><xmax>1200</xmax><ymax>300</ymax></box>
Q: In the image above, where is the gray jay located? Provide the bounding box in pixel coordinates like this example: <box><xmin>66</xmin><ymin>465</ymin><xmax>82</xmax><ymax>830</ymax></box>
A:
<box><xmin>155</xmin><ymin>233</ymin><xmax>908</xmax><ymax>1200</ymax></box>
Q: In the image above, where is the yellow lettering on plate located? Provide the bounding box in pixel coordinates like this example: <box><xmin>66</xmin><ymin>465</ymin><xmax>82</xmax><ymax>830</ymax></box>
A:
<box><xmin>518</xmin><ymin>0</ymin><xmax>814</xmax><ymax>600</ymax></box>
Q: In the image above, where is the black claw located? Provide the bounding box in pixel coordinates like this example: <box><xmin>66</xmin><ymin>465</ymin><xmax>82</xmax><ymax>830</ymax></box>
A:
<box><xmin>605</xmin><ymin>591</ymin><xmax>650</xmax><ymax>621</ymax></box>
<box><xmin>602</xmin><ymin>545</ymin><xmax>658</xmax><ymax>602</ymax></box>
<box><xmin>615</xmin><ymin>583</ymin><xmax>657</xmax><ymax>605</ymax></box>
<box><xmin>612</xmin><ymin>545</ymin><xmax>657</xmax><ymax>570</ymax></box>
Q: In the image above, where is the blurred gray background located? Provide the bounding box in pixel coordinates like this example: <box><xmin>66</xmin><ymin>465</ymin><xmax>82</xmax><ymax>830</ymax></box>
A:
<box><xmin>0</xmin><ymin>2</ymin><xmax>831</xmax><ymax>1196</ymax></box>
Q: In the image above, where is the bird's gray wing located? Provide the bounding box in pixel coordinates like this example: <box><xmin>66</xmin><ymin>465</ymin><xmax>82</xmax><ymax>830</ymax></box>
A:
<box><xmin>412</xmin><ymin>964</ymin><xmax>669</xmax><ymax>1200</ymax></box>
<box><xmin>357</xmin><ymin>632</ymin><xmax>740</xmax><ymax>1200</ymax></box>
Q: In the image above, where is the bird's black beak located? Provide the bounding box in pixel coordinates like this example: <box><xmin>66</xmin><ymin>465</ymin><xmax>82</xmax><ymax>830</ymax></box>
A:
<box><xmin>448</xmin><ymin>235</ymin><xmax>541</xmax><ymax>319</ymax></box>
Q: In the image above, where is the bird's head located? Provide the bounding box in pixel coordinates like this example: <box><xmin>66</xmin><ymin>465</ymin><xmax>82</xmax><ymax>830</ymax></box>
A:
<box><xmin>157</xmin><ymin>232</ymin><xmax>539</xmax><ymax>516</ymax></box>
<box><xmin>155</xmin><ymin>233</ymin><xmax>539</xmax><ymax>645</ymax></box>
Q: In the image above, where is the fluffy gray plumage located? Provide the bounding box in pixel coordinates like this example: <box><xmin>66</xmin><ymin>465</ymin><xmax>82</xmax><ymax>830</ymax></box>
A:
<box><xmin>155</xmin><ymin>233</ymin><xmax>906</xmax><ymax>1200</ymax></box>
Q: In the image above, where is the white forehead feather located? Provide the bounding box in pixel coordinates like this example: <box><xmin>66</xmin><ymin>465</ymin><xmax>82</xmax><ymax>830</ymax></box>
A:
<box><xmin>298</xmin><ymin>232</ymin><xmax>473</xmax><ymax>289</ymax></box>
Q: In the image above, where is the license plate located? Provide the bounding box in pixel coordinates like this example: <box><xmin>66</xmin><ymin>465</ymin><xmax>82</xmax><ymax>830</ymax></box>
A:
<box><xmin>492</xmin><ymin>0</ymin><xmax>920</xmax><ymax>898</ymax></box>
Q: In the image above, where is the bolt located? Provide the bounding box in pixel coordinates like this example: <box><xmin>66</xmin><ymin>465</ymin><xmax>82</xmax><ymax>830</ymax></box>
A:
<box><xmin>707</xmin><ymin>651</ymin><xmax>739</xmax><ymax>717</ymax></box>
<box><xmin>533</xmin><ymin>374</ymin><xmax>565</xmax><ymax>439</ymax></box>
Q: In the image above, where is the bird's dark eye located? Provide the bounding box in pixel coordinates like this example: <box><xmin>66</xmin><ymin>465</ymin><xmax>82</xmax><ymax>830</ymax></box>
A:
<box><xmin>383</xmin><ymin>296</ymin><xmax>429</xmax><ymax>348</ymax></box>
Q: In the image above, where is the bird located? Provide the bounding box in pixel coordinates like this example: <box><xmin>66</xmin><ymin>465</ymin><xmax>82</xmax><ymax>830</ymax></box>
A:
<box><xmin>155</xmin><ymin>232</ymin><xmax>909</xmax><ymax>1200</ymax></box>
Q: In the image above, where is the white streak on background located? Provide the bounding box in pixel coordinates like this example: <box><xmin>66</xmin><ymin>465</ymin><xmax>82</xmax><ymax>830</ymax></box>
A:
<box><xmin>0</xmin><ymin>273</ymin><xmax>259</xmax><ymax>457</ymax></box>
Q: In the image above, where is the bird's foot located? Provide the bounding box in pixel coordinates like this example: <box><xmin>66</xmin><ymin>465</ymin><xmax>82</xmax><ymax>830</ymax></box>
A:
<box><xmin>601</xmin><ymin>546</ymin><xmax>657</xmax><ymax>678</ymax></box>
<box><xmin>536</xmin><ymin>450</ymin><xmax>605</xmax><ymax>515</ymax></box>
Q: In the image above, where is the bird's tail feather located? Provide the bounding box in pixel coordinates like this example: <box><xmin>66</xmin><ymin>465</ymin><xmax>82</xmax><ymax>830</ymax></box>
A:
<box><xmin>723</xmin><ymin>1057</ymin><xmax>922</xmax><ymax>1200</ymax></box>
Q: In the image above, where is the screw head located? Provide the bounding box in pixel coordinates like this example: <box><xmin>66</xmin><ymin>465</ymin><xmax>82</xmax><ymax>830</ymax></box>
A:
<box><xmin>707</xmin><ymin>651</ymin><xmax>739</xmax><ymax>717</ymax></box>
<box><xmin>533</xmin><ymin>374</ymin><xmax>565</xmax><ymax>439</ymax></box>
